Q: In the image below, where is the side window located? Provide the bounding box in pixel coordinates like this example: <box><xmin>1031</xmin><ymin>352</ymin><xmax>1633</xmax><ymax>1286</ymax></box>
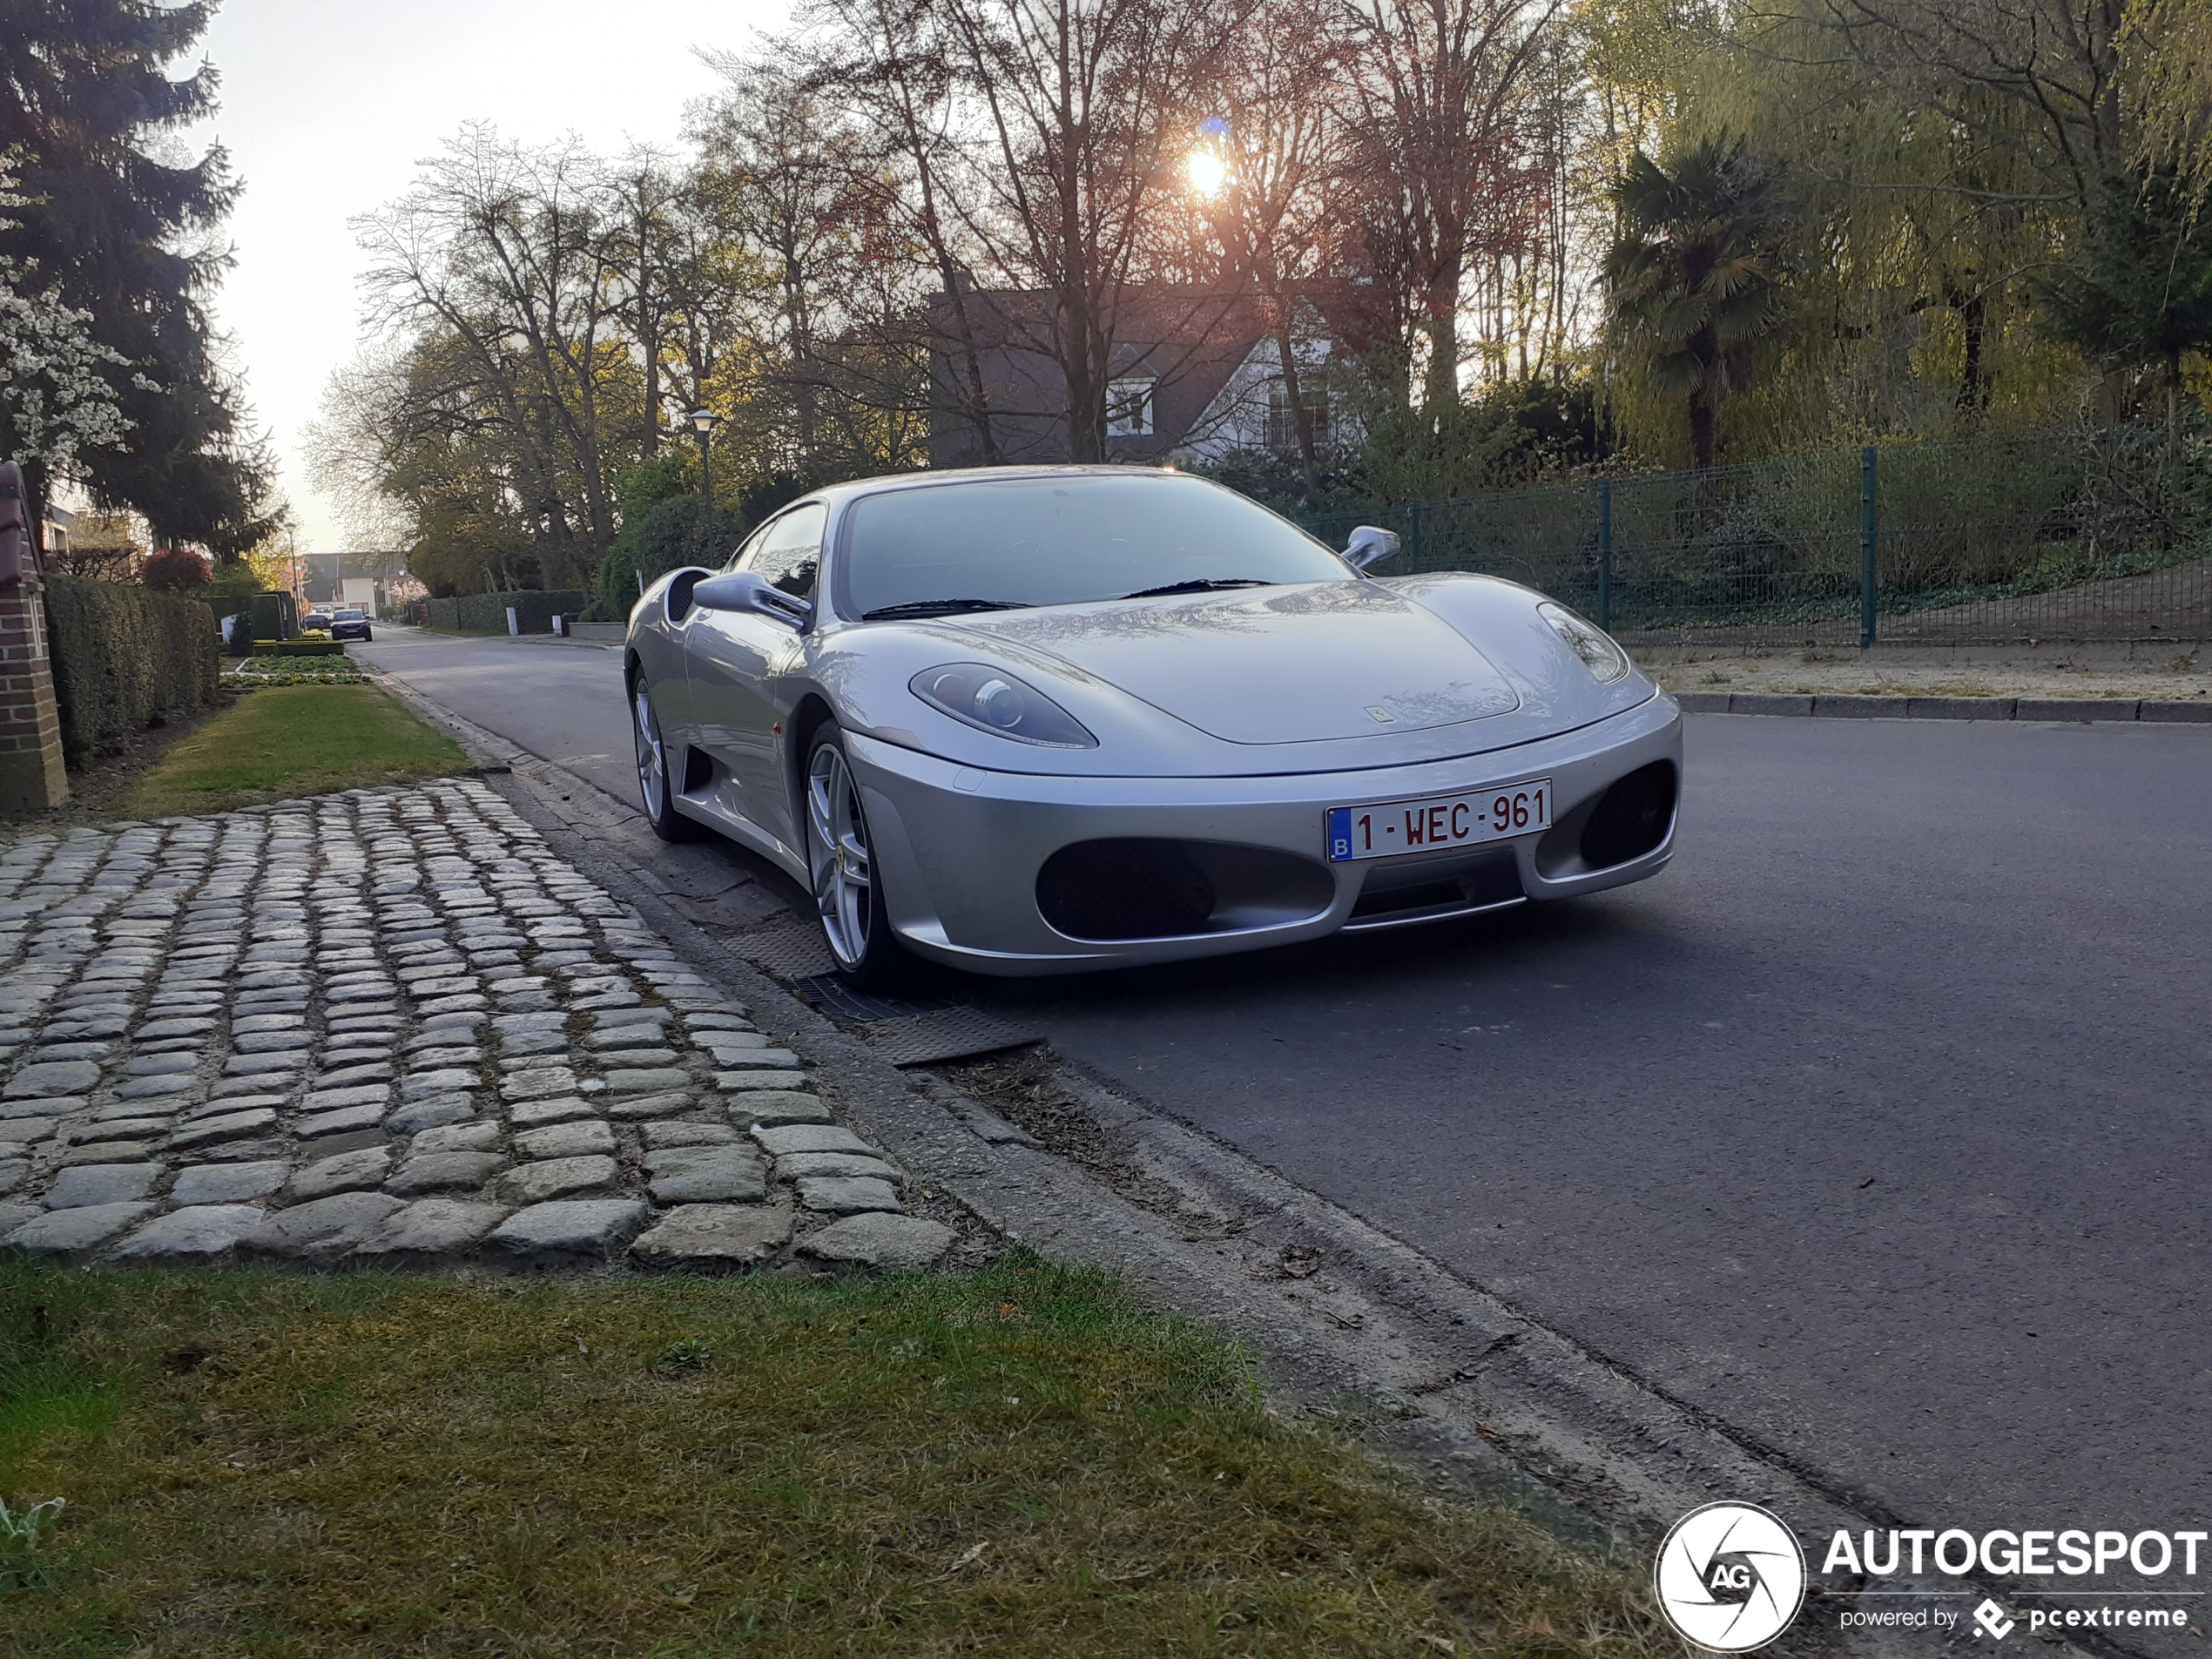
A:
<box><xmin>742</xmin><ymin>502</ymin><xmax>826</xmax><ymax>598</ymax></box>
<box><xmin>723</xmin><ymin>522</ymin><xmax>771</xmax><ymax>573</ymax></box>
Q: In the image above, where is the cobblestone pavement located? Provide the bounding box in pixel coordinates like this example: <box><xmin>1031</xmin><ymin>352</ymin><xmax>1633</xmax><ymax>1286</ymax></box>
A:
<box><xmin>0</xmin><ymin>778</ymin><xmax>954</xmax><ymax>1272</ymax></box>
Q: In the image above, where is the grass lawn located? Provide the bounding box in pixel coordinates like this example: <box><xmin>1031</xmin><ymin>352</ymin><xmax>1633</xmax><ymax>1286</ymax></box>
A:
<box><xmin>118</xmin><ymin>684</ymin><xmax>469</xmax><ymax>817</ymax></box>
<box><xmin>0</xmin><ymin>1260</ymin><xmax>1666</xmax><ymax>1657</ymax></box>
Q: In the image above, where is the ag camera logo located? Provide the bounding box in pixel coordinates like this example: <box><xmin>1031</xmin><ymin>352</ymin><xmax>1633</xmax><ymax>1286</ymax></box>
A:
<box><xmin>1655</xmin><ymin>1501</ymin><xmax>1808</xmax><ymax>1651</ymax></box>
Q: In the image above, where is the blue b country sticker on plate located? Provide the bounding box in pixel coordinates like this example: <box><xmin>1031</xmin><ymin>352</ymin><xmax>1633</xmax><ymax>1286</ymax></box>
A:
<box><xmin>1326</xmin><ymin>807</ymin><xmax>1355</xmax><ymax>862</ymax></box>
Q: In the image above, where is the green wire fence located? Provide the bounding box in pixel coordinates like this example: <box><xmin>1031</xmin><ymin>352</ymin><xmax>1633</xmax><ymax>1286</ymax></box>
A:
<box><xmin>1301</xmin><ymin>425</ymin><xmax>2212</xmax><ymax>648</ymax></box>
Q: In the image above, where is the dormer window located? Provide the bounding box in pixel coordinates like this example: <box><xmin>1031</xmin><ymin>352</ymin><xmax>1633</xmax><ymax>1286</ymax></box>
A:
<box><xmin>1106</xmin><ymin>377</ymin><xmax>1156</xmax><ymax>436</ymax></box>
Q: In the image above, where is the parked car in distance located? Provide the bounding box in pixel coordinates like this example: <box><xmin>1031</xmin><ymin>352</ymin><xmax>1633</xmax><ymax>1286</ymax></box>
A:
<box><xmin>301</xmin><ymin>610</ymin><xmax>333</xmax><ymax>632</ymax></box>
<box><xmin>329</xmin><ymin>607</ymin><xmax>373</xmax><ymax>642</ymax></box>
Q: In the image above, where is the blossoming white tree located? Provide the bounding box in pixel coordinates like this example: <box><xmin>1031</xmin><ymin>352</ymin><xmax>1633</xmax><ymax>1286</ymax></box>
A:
<box><xmin>0</xmin><ymin>167</ymin><xmax>151</xmax><ymax>513</ymax></box>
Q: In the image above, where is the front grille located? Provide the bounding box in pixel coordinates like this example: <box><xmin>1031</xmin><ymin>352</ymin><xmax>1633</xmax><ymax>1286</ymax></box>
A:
<box><xmin>1346</xmin><ymin>846</ymin><xmax>1524</xmax><ymax>927</ymax></box>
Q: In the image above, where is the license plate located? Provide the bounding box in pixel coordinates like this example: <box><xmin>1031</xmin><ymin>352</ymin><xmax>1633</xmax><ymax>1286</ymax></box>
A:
<box><xmin>1326</xmin><ymin>779</ymin><xmax>1553</xmax><ymax>863</ymax></box>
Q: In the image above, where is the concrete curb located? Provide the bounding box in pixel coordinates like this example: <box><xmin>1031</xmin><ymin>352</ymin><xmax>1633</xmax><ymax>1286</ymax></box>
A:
<box><xmin>1674</xmin><ymin>690</ymin><xmax>2212</xmax><ymax>724</ymax></box>
<box><xmin>477</xmin><ymin>760</ymin><xmax>1861</xmax><ymax>1559</ymax></box>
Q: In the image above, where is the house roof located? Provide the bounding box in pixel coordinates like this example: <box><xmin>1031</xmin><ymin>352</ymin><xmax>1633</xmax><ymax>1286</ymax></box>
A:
<box><xmin>927</xmin><ymin>281</ymin><xmax>1389</xmax><ymax>462</ymax></box>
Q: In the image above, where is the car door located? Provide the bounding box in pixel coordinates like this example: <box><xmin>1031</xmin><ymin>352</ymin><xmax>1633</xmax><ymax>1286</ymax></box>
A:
<box><xmin>684</xmin><ymin>501</ymin><xmax>826</xmax><ymax>853</ymax></box>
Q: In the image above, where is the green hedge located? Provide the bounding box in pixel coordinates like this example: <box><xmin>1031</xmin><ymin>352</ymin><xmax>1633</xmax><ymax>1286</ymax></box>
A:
<box><xmin>424</xmin><ymin>590</ymin><xmax>589</xmax><ymax>633</ymax></box>
<box><xmin>43</xmin><ymin>573</ymin><xmax>223</xmax><ymax>765</ymax></box>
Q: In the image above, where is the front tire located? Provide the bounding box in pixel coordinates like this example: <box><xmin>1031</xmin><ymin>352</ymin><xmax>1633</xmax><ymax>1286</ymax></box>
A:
<box><xmin>805</xmin><ymin>722</ymin><xmax>907</xmax><ymax>988</ymax></box>
<box><xmin>631</xmin><ymin>674</ymin><xmax>702</xmax><ymax>842</ymax></box>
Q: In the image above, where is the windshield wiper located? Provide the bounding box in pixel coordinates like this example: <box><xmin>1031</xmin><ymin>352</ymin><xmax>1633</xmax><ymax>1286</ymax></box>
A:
<box><xmin>1120</xmin><ymin>577</ymin><xmax>1276</xmax><ymax>599</ymax></box>
<box><xmin>861</xmin><ymin>598</ymin><xmax>1033</xmax><ymax>621</ymax></box>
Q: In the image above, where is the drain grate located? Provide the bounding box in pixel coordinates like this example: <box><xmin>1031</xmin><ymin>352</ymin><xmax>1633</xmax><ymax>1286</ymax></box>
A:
<box><xmin>788</xmin><ymin>974</ymin><xmax>954</xmax><ymax>1023</ymax></box>
<box><xmin>739</xmin><ymin>917</ymin><xmax>838</xmax><ymax>978</ymax></box>
<box><xmin>858</xmin><ymin>1008</ymin><xmax>1042</xmax><ymax>1068</ymax></box>
<box><xmin>745</xmin><ymin>928</ymin><xmax>1042</xmax><ymax>1065</ymax></box>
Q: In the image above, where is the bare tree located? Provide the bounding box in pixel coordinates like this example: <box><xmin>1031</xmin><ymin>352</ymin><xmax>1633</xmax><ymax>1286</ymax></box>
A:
<box><xmin>935</xmin><ymin>0</ymin><xmax>1251</xmax><ymax>462</ymax></box>
<box><xmin>797</xmin><ymin>0</ymin><xmax>1007</xmax><ymax>463</ymax></box>
<box><xmin>600</xmin><ymin>152</ymin><xmax>691</xmax><ymax>455</ymax></box>
<box><xmin>1189</xmin><ymin>0</ymin><xmax>1356</xmax><ymax>493</ymax></box>
<box><xmin>1341</xmin><ymin>0</ymin><xmax>1569</xmax><ymax>413</ymax></box>
<box><xmin>302</xmin><ymin>348</ymin><xmax>418</xmax><ymax>550</ymax></box>
<box><xmin>692</xmin><ymin>59</ymin><xmax>878</xmax><ymax>469</ymax></box>
<box><xmin>354</xmin><ymin>126</ymin><xmax>641</xmax><ymax>586</ymax></box>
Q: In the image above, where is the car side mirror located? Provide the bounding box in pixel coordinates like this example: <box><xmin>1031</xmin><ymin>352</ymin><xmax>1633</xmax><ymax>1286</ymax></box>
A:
<box><xmin>1345</xmin><ymin>525</ymin><xmax>1401</xmax><ymax>570</ymax></box>
<box><xmin>691</xmin><ymin>570</ymin><xmax>815</xmax><ymax>630</ymax></box>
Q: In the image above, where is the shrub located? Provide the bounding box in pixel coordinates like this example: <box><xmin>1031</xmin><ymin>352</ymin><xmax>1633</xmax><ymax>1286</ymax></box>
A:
<box><xmin>42</xmin><ymin>573</ymin><xmax>223</xmax><ymax>764</ymax></box>
<box><xmin>583</xmin><ymin>472</ymin><xmax>808</xmax><ymax>620</ymax></box>
<box><xmin>424</xmin><ymin>590</ymin><xmax>588</xmax><ymax>633</ymax></box>
<box><xmin>140</xmin><ymin>549</ymin><xmax>210</xmax><ymax>592</ymax></box>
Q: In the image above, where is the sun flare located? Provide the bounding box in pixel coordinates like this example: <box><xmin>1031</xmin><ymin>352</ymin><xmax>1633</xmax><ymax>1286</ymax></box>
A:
<box><xmin>1184</xmin><ymin>147</ymin><xmax>1229</xmax><ymax>197</ymax></box>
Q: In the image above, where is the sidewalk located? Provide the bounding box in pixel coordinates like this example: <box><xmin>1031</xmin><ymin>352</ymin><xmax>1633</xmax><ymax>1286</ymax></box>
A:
<box><xmin>0</xmin><ymin>778</ymin><xmax>961</xmax><ymax>1272</ymax></box>
<box><xmin>1642</xmin><ymin>642</ymin><xmax>2209</xmax><ymax>702</ymax></box>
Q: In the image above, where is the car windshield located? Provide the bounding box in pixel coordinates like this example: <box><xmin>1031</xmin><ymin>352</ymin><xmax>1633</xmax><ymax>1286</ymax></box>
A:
<box><xmin>838</xmin><ymin>473</ymin><xmax>1352</xmax><ymax>619</ymax></box>
<box><xmin>334</xmin><ymin>609</ymin><xmax>363</xmax><ymax>619</ymax></box>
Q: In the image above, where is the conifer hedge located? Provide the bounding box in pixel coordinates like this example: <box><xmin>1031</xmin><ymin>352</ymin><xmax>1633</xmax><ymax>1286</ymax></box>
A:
<box><xmin>42</xmin><ymin>573</ymin><xmax>223</xmax><ymax>764</ymax></box>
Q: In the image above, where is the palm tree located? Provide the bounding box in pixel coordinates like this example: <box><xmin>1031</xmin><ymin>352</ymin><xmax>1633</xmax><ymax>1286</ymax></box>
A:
<box><xmin>1603</xmin><ymin>135</ymin><xmax>1794</xmax><ymax>469</ymax></box>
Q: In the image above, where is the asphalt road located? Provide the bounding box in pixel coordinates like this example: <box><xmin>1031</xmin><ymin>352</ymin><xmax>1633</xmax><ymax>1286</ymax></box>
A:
<box><xmin>352</xmin><ymin>625</ymin><xmax>636</xmax><ymax>800</ymax></box>
<box><xmin>976</xmin><ymin>714</ymin><xmax>2212</xmax><ymax>1556</ymax></box>
<box><xmin>361</xmin><ymin>624</ymin><xmax>2212</xmax><ymax>1562</ymax></box>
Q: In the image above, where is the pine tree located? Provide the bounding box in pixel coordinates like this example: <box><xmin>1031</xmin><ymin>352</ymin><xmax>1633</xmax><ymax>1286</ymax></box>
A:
<box><xmin>0</xmin><ymin>0</ymin><xmax>282</xmax><ymax>556</ymax></box>
<box><xmin>2039</xmin><ymin>165</ymin><xmax>2212</xmax><ymax>440</ymax></box>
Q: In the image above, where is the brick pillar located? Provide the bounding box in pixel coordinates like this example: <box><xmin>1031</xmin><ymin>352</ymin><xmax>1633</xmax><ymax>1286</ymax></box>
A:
<box><xmin>0</xmin><ymin>563</ymin><xmax>69</xmax><ymax>812</ymax></box>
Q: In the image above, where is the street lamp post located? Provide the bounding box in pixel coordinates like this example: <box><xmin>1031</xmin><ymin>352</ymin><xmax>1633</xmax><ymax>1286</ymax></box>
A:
<box><xmin>690</xmin><ymin>408</ymin><xmax>722</xmax><ymax>523</ymax></box>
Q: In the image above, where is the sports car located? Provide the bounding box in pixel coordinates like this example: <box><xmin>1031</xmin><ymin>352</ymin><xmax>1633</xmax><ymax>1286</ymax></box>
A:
<box><xmin>624</xmin><ymin>466</ymin><xmax>1681</xmax><ymax>982</ymax></box>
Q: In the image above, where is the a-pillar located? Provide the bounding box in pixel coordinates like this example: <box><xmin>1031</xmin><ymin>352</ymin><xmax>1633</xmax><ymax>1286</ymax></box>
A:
<box><xmin>0</xmin><ymin>562</ymin><xmax>69</xmax><ymax>812</ymax></box>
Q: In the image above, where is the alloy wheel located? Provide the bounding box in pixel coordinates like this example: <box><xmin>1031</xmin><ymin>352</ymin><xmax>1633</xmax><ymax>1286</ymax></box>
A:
<box><xmin>806</xmin><ymin>743</ymin><xmax>873</xmax><ymax>968</ymax></box>
<box><xmin>633</xmin><ymin>682</ymin><xmax>667</xmax><ymax>820</ymax></box>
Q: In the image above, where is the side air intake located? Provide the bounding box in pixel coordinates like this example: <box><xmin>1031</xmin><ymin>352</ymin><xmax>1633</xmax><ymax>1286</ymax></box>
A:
<box><xmin>1578</xmin><ymin>761</ymin><xmax>1677</xmax><ymax>868</ymax></box>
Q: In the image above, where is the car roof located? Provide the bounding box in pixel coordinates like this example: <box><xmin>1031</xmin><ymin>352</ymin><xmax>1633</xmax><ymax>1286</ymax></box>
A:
<box><xmin>809</xmin><ymin>463</ymin><xmax>1205</xmax><ymax>509</ymax></box>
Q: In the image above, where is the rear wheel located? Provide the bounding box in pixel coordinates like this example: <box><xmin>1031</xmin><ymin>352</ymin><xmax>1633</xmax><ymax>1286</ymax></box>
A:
<box><xmin>631</xmin><ymin>674</ymin><xmax>701</xmax><ymax>842</ymax></box>
<box><xmin>805</xmin><ymin>722</ymin><xmax>907</xmax><ymax>987</ymax></box>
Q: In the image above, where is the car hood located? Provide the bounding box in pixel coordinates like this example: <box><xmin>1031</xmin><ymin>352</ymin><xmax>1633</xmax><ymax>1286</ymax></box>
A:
<box><xmin>940</xmin><ymin>581</ymin><xmax>1520</xmax><ymax>745</ymax></box>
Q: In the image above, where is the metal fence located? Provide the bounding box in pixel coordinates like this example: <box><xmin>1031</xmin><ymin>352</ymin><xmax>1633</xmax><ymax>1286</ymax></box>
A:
<box><xmin>1301</xmin><ymin>427</ymin><xmax>2212</xmax><ymax>649</ymax></box>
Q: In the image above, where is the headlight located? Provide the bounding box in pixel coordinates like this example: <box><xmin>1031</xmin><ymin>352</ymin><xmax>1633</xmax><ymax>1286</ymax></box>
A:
<box><xmin>909</xmin><ymin>664</ymin><xmax>1097</xmax><ymax>748</ymax></box>
<box><xmin>1538</xmin><ymin>602</ymin><xmax>1630</xmax><ymax>684</ymax></box>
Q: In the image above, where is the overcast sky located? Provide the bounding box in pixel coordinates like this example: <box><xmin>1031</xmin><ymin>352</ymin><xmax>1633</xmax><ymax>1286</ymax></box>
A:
<box><xmin>186</xmin><ymin>0</ymin><xmax>791</xmax><ymax>551</ymax></box>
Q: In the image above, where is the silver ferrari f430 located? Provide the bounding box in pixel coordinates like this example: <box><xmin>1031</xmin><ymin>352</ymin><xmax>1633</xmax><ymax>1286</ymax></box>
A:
<box><xmin>624</xmin><ymin>466</ymin><xmax>1682</xmax><ymax>982</ymax></box>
